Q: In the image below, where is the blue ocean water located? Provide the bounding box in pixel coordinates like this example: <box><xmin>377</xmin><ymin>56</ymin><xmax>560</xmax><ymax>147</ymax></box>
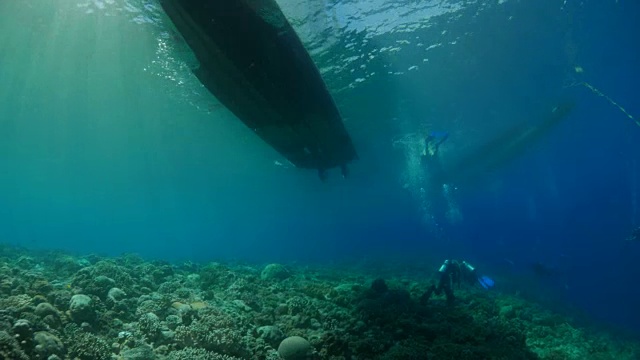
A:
<box><xmin>0</xmin><ymin>0</ymin><xmax>639</xmax><ymax>338</ymax></box>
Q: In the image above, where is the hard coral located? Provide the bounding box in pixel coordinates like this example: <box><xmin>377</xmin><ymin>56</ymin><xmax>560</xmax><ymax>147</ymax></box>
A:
<box><xmin>173</xmin><ymin>307</ymin><xmax>248</xmax><ymax>357</ymax></box>
<box><xmin>69</xmin><ymin>294</ymin><xmax>95</xmax><ymax>324</ymax></box>
<box><xmin>199</xmin><ymin>263</ymin><xmax>237</xmax><ymax>290</ymax></box>
<box><xmin>72</xmin><ymin>261</ymin><xmax>136</xmax><ymax>299</ymax></box>
<box><xmin>278</xmin><ymin>336</ymin><xmax>313</xmax><ymax>360</ymax></box>
<box><xmin>166</xmin><ymin>347</ymin><xmax>242</xmax><ymax>360</ymax></box>
<box><xmin>261</xmin><ymin>264</ymin><xmax>291</xmax><ymax>281</ymax></box>
<box><xmin>0</xmin><ymin>330</ymin><xmax>29</xmax><ymax>360</ymax></box>
<box><xmin>64</xmin><ymin>324</ymin><xmax>112</xmax><ymax>360</ymax></box>
<box><xmin>33</xmin><ymin>331</ymin><xmax>65</xmax><ymax>359</ymax></box>
<box><xmin>0</xmin><ymin>294</ymin><xmax>32</xmax><ymax>314</ymax></box>
<box><xmin>138</xmin><ymin>312</ymin><xmax>162</xmax><ymax>342</ymax></box>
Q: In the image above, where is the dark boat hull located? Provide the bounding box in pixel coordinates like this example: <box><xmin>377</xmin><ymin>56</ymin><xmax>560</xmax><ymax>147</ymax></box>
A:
<box><xmin>444</xmin><ymin>102</ymin><xmax>574</xmax><ymax>186</ymax></box>
<box><xmin>160</xmin><ymin>0</ymin><xmax>357</xmax><ymax>173</ymax></box>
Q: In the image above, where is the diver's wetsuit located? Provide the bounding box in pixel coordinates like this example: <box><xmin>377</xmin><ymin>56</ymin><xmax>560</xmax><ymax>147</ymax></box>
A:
<box><xmin>425</xmin><ymin>133</ymin><xmax>449</xmax><ymax>155</ymax></box>
<box><xmin>421</xmin><ymin>260</ymin><xmax>478</xmax><ymax>305</ymax></box>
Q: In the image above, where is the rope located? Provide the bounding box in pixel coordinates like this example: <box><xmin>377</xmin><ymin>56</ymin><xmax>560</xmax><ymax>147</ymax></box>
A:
<box><xmin>578</xmin><ymin>81</ymin><xmax>640</xmax><ymax>128</ymax></box>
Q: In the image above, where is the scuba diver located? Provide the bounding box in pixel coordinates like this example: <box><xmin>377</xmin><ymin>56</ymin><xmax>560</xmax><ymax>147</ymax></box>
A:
<box><xmin>422</xmin><ymin>131</ymin><xmax>449</xmax><ymax>164</ymax></box>
<box><xmin>420</xmin><ymin>259</ymin><xmax>494</xmax><ymax>305</ymax></box>
<box><xmin>421</xmin><ymin>131</ymin><xmax>451</xmax><ymax>229</ymax></box>
<box><xmin>626</xmin><ymin>227</ymin><xmax>640</xmax><ymax>243</ymax></box>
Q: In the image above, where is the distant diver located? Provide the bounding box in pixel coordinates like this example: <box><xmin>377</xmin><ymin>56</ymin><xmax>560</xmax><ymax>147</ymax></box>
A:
<box><xmin>422</xmin><ymin>131</ymin><xmax>449</xmax><ymax>181</ymax></box>
<box><xmin>421</xmin><ymin>131</ymin><xmax>450</xmax><ymax>228</ymax></box>
<box><xmin>530</xmin><ymin>261</ymin><xmax>558</xmax><ymax>278</ymax></box>
<box><xmin>626</xmin><ymin>227</ymin><xmax>640</xmax><ymax>243</ymax></box>
<box><xmin>420</xmin><ymin>259</ymin><xmax>494</xmax><ymax>305</ymax></box>
<box><xmin>423</xmin><ymin>131</ymin><xmax>450</xmax><ymax>160</ymax></box>
<box><xmin>159</xmin><ymin>0</ymin><xmax>357</xmax><ymax>181</ymax></box>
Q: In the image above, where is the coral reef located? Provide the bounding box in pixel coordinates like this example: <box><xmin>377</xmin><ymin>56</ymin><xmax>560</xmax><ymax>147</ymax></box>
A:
<box><xmin>0</xmin><ymin>244</ymin><xmax>638</xmax><ymax>359</ymax></box>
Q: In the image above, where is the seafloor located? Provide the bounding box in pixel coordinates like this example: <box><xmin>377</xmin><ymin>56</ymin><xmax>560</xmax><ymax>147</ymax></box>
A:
<box><xmin>0</xmin><ymin>244</ymin><xmax>638</xmax><ymax>360</ymax></box>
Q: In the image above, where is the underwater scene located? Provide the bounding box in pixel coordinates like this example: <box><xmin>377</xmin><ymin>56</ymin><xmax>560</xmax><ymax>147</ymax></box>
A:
<box><xmin>1</xmin><ymin>0</ymin><xmax>639</xmax><ymax>359</ymax></box>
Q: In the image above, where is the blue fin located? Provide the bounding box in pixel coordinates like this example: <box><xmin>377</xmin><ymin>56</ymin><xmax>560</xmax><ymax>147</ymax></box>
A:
<box><xmin>478</xmin><ymin>276</ymin><xmax>495</xmax><ymax>289</ymax></box>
